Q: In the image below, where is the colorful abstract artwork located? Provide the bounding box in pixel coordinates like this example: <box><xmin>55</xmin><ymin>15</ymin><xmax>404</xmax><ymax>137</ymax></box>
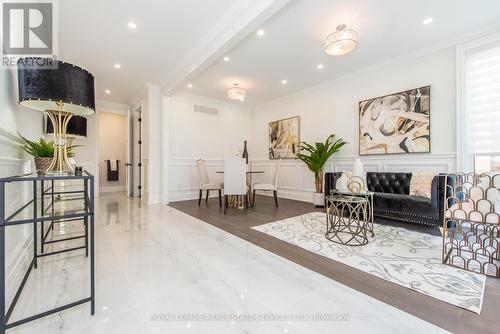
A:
<box><xmin>268</xmin><ymin>116</ymin><xmax>300</xmax><ymax>159</ymax></box>
<box><xmin>359</xmin><ymin>86</ymin><xmax>430</xmax><ymax>155</ymax></box>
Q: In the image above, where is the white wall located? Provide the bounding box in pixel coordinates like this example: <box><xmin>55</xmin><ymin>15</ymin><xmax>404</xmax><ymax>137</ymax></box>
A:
<box><xmin>245</xmin><ymin>47</ymin><xmax>458</xmax><ymax>202</ymax></box>
<box><xmin>98</xmin><ymin>112</ymin><xmax>127</xmax><ymax>192</ymax></box>
<box><xmin>168</xmin><ymin>93</ymin><xmax>253</xmax><ymax>201</ymax></box>
<box><xmin>0</xmin><ymin>68</ymin><xmax>43</xmax><ymax>306</ymax></box>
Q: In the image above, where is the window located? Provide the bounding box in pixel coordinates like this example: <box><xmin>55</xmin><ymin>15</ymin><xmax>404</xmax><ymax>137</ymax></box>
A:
<box><xmin>458</xmin><ymin>36</ymin><xmax>500</xmax><ymax>172</ymax></box>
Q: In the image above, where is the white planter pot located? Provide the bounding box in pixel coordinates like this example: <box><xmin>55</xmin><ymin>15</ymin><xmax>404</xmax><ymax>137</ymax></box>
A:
<box><xmin>312</xmin><ymin>192</ymin><xmax>325</xmax><ymax>206</ymax></box>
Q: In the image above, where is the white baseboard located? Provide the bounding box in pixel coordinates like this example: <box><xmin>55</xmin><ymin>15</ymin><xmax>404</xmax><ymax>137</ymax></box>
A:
<box><xmin>99</xmin><ymin>186</ymin><xmax>126</xmax><ymax>193</ymax></box>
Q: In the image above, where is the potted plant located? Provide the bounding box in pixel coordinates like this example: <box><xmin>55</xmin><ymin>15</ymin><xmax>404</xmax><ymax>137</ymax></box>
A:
<box><xmin>296</xmin><ymin>134</ymin><xmax>347</xmax><ymax>206</ymax></box>
<box><xmin>18</xmin><ymin>133</ymin><xmax>77</xmax><ymax>173</ymax></box>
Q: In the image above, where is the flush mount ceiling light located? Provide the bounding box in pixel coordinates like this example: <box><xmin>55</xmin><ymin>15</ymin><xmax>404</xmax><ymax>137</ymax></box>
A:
<box><xmin>226</xmin><ymin>83</ymin><xmax>246</xmax><ymax>101</ymax></box>
<box><xmin>128</xmin><ymin>22</ymin><xmax>137</xmax><ymax>30</ymax></box>
<box><xmin>113</xmin><ymin>63</ymin><xmax>121</xmax><ymax>69</ymax></box>
<box><xmin>105</xmin><ymin>89</ymin><xmax>111</xmax><ymax>94</ymax></box>
<box><xmin>317</xmin><ymin>64</ymin><xmax>324</xmax><ymax>69</ymax></box>
<box><xmin>324</xmin><ymin>24</ymin><xmax>358</xmax><ymax>56</ymax></box>
<box><xmin>223</xmin><ymin>56</ymin><xmax>230</xmax><ymax>61</ymax></box>
<box><xmin>257</xmin><ymin>29</ymin><xmax>265</xmax><ymax>36</ymax></box>
<box><xmin>423</xmin><ymin>17</ymin><xmax>433</xmax><ymax>25</ymax></box>
<box><xmin>187</xmin><ymin>83</ymin><xmax>193</xmax><ymax>88</ymax></box>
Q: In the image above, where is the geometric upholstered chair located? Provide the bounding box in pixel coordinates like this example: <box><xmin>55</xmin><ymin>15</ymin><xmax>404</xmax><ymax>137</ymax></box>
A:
<box><xmin>253</xmin><ymin>159</ymin><xmax>281</xmax><ymax>207</ymax></box>
<box><xmin>442</xmin><ymin>172</ymin><xmax>500</xmax><ymax>277</ymax></box>
<box><xmin>196</xmin><ymin>159</ymin><xmax>223</xmax><ymax>208</ymax></box>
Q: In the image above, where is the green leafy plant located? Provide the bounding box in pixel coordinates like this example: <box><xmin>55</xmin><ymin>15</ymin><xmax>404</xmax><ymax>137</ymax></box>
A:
<box><xmin>296</xmin><ymin>134</ymin><xmax>347</xmax><ymax>193</ymax></box>
<box><xmin>17</xmin><ymin>132</ymin><xmax>78</xmax><ymax>158</ymax></box>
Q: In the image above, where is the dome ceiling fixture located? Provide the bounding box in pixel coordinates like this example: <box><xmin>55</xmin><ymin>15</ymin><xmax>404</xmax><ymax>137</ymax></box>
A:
<box><xmin>324</xmin><ymin>24</ymin><xmax>358</xmax><ymax>56</ymax></box>
<box><xmin>226</xmin><ymin>83</ymin><xmax>246</xmax><ymax>101</ymax></box>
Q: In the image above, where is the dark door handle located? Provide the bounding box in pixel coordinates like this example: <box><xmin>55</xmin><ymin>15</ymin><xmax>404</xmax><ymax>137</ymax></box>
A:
<box><xmin>125</xmin><ymin>163</ymin><xmax>132</xmax><ymax>166</ymax></box>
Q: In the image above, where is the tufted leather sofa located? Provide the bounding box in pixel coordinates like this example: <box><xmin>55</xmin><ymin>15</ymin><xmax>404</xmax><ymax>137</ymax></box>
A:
<box><xmin>324</xmin><ymin>172</ymin><xmax>453</xmax><ymax>227</ymax></box>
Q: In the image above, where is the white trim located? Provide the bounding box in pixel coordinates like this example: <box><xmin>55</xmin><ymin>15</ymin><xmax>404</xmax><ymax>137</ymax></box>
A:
<box><xmin>168</xmin><ymin>154</ymin><xmax>456</xmax><ymax>203</ymax></box>
<box><xmin>99</xmin><ymin>186</ymin><xmax>127</xmax><ymax>193</ymax></box>
<box><xmin>162</xmin><ymin>0</ymin><xmax>292</xmax><ymax>96</ymax></box>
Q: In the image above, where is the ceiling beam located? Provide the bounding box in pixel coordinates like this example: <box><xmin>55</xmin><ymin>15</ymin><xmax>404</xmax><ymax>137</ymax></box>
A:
<box><xmin>160</xmin><ymin>0</ymin><xmax>292</xmax><ymax>97</ymax></box>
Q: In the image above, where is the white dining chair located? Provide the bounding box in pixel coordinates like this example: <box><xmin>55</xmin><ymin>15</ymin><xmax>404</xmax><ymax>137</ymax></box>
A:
<box><xmin>223</xmin><ymin>158</ymin><xmax>247</xmax><ymax>214</ymax></box>
<box><xmin>196</xmin><ymin>159</ymin><xmax>223</xmax><ymax>207</ymax></box>
<box><xmin>253</xmin><ymin>159</ymin><xmax>281</xmax><ymax>207</ymax></box>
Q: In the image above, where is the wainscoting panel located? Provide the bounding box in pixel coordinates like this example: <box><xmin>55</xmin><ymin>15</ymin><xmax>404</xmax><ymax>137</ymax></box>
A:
<box><xmin>169</xmin><ymin>153</ymin><xmax>456</xmax><ymax>203</ymax></box>
<box><xmin>0</xmin><ymin>156</ymin><xmax>33</xmax><ymax>307</ymax></box>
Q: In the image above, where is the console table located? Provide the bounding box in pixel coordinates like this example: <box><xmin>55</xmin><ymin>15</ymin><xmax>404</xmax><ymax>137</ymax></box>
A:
<box><xmin>0</xmin><ymin>172</ymin><xmax>95</xmax><ymax>333</ymax></box>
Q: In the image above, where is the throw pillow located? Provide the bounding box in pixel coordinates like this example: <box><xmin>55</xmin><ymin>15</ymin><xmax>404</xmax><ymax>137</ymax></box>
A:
<box><xmin>410</xmin><ymin>172</ymin><xmax>436</xmax><ymax>199</ymax></box>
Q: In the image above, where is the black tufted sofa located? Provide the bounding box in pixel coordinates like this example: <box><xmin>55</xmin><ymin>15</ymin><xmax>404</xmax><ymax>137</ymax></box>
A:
<box><xmin>324</xmin><ymin>172</ymin><xmax>453</xmax><ymax>227</ymax></box>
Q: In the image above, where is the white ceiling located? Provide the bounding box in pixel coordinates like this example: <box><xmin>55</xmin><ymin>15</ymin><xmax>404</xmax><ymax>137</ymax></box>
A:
<box><xmin>57</xmin><ymin>0</ymin><xmax>286</xmax><ymax>105</ymax></box>
<box><xmin>182</xmin><ymin>0</ymin><xmax>500</xmax><ymax>107</ymax></box>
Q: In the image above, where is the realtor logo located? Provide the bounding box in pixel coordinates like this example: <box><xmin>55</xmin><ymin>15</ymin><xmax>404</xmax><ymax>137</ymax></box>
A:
<box><xmin>2</xmin><ymin>1</ymin><xmax>53</xmax><ymax>55</ymax></box>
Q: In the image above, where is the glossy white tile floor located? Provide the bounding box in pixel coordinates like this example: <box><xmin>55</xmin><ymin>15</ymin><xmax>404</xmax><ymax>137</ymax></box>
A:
<box><xmin>8</xmin><ymin>193</ymin><xmax>448</xmax><ymax>334</ymax></box>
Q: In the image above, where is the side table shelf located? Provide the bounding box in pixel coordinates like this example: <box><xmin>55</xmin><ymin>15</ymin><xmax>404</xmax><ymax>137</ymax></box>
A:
<box><xmin>0</xmin><ymin>172</ymin><xmax>95</xmax><ymax>333</ymax></box>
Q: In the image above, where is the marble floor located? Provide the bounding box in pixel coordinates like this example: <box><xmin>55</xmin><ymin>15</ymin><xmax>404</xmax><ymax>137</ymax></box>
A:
<box><xmin>8</xmin><ymin>193</ymin><xmax>449</xmax><ymax>334</ymax></box>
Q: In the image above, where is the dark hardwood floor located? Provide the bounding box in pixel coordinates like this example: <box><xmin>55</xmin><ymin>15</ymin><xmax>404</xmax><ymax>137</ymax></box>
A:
<box><xmin>170</xmin><ymin>195</ymin><xmax>500</xmax><ymax>334</ymax></box>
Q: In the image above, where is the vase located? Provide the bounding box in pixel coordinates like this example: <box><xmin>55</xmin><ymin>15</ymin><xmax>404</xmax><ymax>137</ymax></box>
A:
<box><xmin>313</xmin><ymin>192</ymin><xmax>325</xmax><ymax>207</ymax></box>
<box><xmin>34</xmin><ymin>157</ymin><xmax>52</xmax><ymax>174</ymax></box>
<box><xmin>242</xmin><ymin>140</ymin><xmax>249</xmax><ymax>164</ymax></box>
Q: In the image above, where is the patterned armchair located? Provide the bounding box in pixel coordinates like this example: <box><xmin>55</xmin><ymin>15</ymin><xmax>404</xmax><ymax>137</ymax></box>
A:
<box><xmin>443</xmin><ymin>173</ymin><xmax>500</xmax><ymax>277</ymax></box>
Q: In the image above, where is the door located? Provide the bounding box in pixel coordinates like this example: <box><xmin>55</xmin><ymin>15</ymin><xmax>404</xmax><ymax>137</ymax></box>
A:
<box><xmin>132</xmin><ymin>105</ymin><xmax>143</xmax><ymax>197</ymax></box>
<box><xmin>126</xmin><ymin>108</ymin><xmax>133</xmax><ymax>197</ymax></box>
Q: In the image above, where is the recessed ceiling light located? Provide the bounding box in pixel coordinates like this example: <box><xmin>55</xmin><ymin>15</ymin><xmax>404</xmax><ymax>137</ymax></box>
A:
<box><xmin>223</xmin><ymin>56</ymin><xmax>230</xmax><ymax>61</ymax></box>
<box><xmin>113</xmin><ymin>64</ymin><xmax>121</xmax><ymax>69</ymax></box>
<box><xmin>128</xmin><ymin>22</ymin><xmax>137</xmax><ymax>29</ymax></box>
<box><xmin>317</xmin><ymin>64</ymin><xmax>324</xmax><ymax>70</ymax></box>
<box><xmin>105</xmin><ymin>89</ymin><xmax>111</xmax><ymax>94</ymax></box>
<box><xmin>281</xmin><ymin>79</ymin><xmax>287</xmax><ymax>84</ymax></box>
<box><xmin>423</xmin><ymin>17</ymin><xmax>433</xmax><ymax>25</ymax></box>
<box><xmin>187</xmin><ymin>84</ymin><xmax>193</xmax><ymax>88</ymax></box>
<box><xmin>257</xmin><ymin>29</ymin><xmax>265</xmax><ymax>36</ymax></box>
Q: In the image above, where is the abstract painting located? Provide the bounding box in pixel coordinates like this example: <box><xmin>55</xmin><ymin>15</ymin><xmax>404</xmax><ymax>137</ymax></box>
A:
<box><xmin>269</xmin><ymin>116</ymin><xmax>300</xmax><ymax>159</ymax></box>
<box><xmin>359</xmin><ymin>86</ymin><xmax>430</xmax><ymax>155</ymax></box>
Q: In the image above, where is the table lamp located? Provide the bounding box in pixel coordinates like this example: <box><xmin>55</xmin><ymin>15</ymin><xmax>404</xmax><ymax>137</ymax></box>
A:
<box><xmin>18</xmin><ymin>58</ymin><xmax>95</xmax><ymax>174</ymax></box>
<box><xmin>46</xmin><ymin>114</ymin><xmax>87</xmax><ymax>147</ymax></box>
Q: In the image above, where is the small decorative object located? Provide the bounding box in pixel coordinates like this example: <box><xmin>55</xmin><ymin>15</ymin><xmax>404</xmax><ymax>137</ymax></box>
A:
<box><xmin>296</xmin><ymin>134</ymin><xmax>347</xmax><ymax>206</ymax></box>
<box><xmin>347</xmin><ymin>176</ymin><xmax>365</xmax><ymax>193</ymax></box>
<box><xmin>75</xmin><ymin>166</ymin><xmax>83</xmax><ymax>175</ymax></box>
<box><xmin>352</xmin><ymin>158</ymin><xmax>364</xmax><ymax>179</ymax></box>
<box><xmin>269</xmin><ymin>116</ymin><xmax>300</xmax><ymax>159</ymax></box>
<box><xmin>336</xmin><ymin>173</ymin><xmax>349</xmax><ymax>191</ymax></box>
<box><xmin>242</xmin><ymin>140</ymin><xmax>249</xmax><ymax>164</ymax></box>
<box><xmin>18</xmin><ymin>58</ymin><xmax>95</xmax><ymax>174</ymax></box>
<box><xmin>324</xmin><ymin>24</ymin><xmax>358</xmax><ymax>56</ymax></box>
<box><xmin>18</xmin><ymin>132</ymin><xmax>77</xmax><ymax>174</ymax></box>
<box><xmin>359</xmin><ymin>86</ymin><xmax>430</xmax><ymax>155</ymax></box>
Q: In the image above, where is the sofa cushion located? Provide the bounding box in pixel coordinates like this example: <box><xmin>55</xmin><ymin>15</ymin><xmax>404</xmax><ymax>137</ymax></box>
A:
<box><xmin>367</xmin><ymin>172</ymin><xmax>411</xmax><ymax>195</ymax></box>
<box><xmin>373</xmin><ymin>192</ymin><xmax>438</xmax><ymax>219</ymax></box>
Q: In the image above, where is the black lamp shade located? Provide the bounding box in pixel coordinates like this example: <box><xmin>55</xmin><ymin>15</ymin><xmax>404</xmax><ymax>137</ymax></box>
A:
<box><xmin>46</xmin><ymin>115</ymin><xmax>87</xmax><ymax>138</ymax></box>
<box><xmin>18</xmin><ymin>58</ymin><xmax>95</xmax><ymax>115</ymax></box>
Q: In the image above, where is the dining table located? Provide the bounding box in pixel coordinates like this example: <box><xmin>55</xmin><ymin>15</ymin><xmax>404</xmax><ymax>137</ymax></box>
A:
<box><xmin>216</xmin><ymin>170</ymin><xmax>264</xmax><ymax>207</ymax></box>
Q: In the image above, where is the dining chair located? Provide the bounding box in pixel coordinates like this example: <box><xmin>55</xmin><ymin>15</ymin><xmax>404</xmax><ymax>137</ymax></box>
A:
<box><xmin>196</xmin><ymin>159</ymin><xmax>223</xmax><ymax>207</ymax></box>
<box><xmin>253</xmin><ymin>159</ymin><xmax>281</xmax><ymax>207</ymax></box>
<box><xmin>223</xmin><ymin>158</ymin><xmax>247</xmax><ymax>214</ymax></box>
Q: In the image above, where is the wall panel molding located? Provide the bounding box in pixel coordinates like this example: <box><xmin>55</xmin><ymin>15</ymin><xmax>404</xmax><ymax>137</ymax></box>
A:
<box><xmin>168</xmin><ymin>153</ymin><xmax>456</xmax><ymax>203</ymax></box>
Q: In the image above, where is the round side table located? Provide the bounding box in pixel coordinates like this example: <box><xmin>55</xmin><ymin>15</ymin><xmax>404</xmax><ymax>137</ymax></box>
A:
<box><xmin>326</xmin><ymin>195</ymin><xmax>369</xmax><ymax>246</ymax></box>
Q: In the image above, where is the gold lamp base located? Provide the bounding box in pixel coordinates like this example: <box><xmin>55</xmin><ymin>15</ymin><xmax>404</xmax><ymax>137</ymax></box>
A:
<box><xmin>45</xmin><ymin>102</ymin><xmax>74</xmax><ymax>174</ymax></box>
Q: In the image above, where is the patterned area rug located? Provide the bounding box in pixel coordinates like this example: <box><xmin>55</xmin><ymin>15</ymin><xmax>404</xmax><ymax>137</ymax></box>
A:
<box><xmin>252</xmin><ymin>212</ymin><xmax>486</xmax><ymax>313</ymax></box>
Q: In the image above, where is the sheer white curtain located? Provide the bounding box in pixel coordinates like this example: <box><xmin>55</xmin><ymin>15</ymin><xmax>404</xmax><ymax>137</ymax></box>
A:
<box><xmin>459</xmin><ymin>37</ymin><xmax>500</xmax><ymax>172</ymax></box>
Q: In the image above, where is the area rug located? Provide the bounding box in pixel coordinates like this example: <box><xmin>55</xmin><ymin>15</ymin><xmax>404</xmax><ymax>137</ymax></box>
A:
<box><xmin>252</xmin><ymin>212</ymin><xmax>486</xmax><ymax>313</ymax></box>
